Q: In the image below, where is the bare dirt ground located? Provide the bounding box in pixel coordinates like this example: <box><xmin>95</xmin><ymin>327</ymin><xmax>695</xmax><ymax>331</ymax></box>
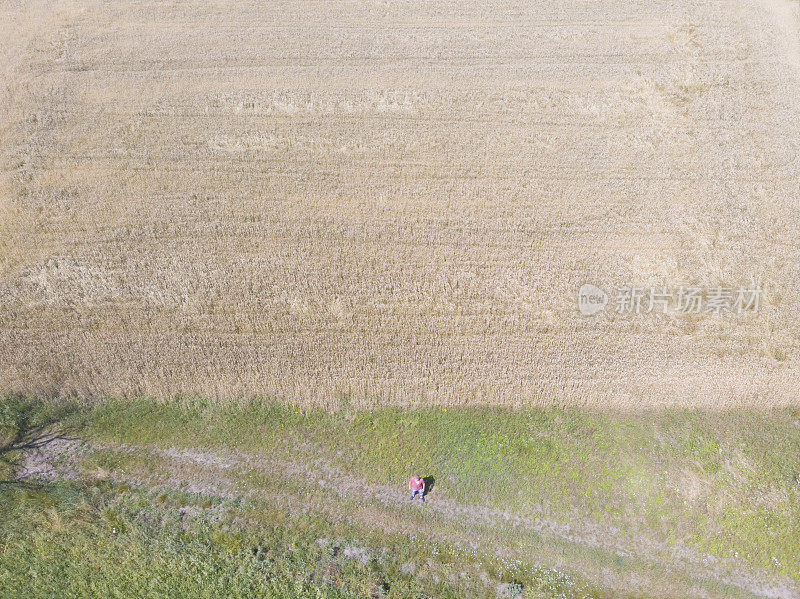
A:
<box><xmin>24</xmin><ymin>439</ymin><xmax>800</xmax><ymax>598</ymax></box>
<box><xmin>2</xmin><ymin>0</ymin><xmax>800</xmax><ymax>407</ymax></box>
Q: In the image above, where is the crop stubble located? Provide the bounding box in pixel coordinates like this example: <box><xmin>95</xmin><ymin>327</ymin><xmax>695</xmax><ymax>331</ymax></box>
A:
<box><xmin>2</xmin><ymin>0</ymin><xmax>800</xmax><ymax>407</ymax></box>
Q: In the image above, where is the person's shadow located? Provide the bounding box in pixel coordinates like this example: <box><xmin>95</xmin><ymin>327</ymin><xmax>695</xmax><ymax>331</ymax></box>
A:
<box><xmin>423</xmin><ymin>476</ymin><xmax>435</xmax><ymax>498</ymax></box>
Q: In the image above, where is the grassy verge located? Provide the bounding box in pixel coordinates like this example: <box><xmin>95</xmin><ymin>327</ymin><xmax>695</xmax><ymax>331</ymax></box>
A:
<box><xmin>3</xmin><ymin>396</ymin><xmax>800</xmax><ymax>597</ymax></box>
<box><xmin>0</xmin><ymin>479</ymin><xmax>474</xmax><ymax>598</ymax></box>
<box><xmin>84</xmin><ymin>397</ymin><xmax>800</xmax><ymax>581</ymax></box>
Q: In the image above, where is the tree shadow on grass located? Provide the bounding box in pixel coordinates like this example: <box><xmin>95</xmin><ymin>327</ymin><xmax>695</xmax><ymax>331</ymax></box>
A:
<box><xmin>0</xmin><ymin>396</ymin><xmax>82</xmax><ymax>486</ymax></box>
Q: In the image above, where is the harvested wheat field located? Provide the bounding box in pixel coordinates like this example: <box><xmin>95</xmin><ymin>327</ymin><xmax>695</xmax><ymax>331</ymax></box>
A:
<box><xmin>2</xmin><ymin>0</ymin><xmax>800</xmax><ymax>407</ymax></box>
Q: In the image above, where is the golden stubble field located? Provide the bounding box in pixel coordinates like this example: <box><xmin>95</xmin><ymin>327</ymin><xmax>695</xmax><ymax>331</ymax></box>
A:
<box><xmin>1</xmin><ymin>0</ymin><xmax>800</xmax><ymax>407</ymax></box>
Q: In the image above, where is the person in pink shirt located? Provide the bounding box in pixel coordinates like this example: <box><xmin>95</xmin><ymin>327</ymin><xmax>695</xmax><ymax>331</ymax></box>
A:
<box><xmin>409</xmin><ymin>474</ymin><xmax>426</xmax><ymax>502</ymax></box>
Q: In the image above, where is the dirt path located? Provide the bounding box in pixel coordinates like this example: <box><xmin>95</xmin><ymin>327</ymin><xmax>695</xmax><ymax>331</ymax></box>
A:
<box><xmin>23</xmin><ymin>439</ymin><xmax>800</xmax><ymax>599</ymax></box>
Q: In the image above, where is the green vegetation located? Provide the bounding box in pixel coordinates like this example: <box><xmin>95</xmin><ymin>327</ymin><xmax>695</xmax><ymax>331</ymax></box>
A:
<box><xmin>3</xmin><ymin>397</ymin><xmax>800</xmax><ymax>597</ymax></box>
<box><xmin>0</xmin><ymin>480</ymin><xmax>471</xmax><ymax>598</ymax></box>
<box><xmin>84</xmin><ymin>398</ymin><xmax>800</xmax><ymax>579</ymax></box>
